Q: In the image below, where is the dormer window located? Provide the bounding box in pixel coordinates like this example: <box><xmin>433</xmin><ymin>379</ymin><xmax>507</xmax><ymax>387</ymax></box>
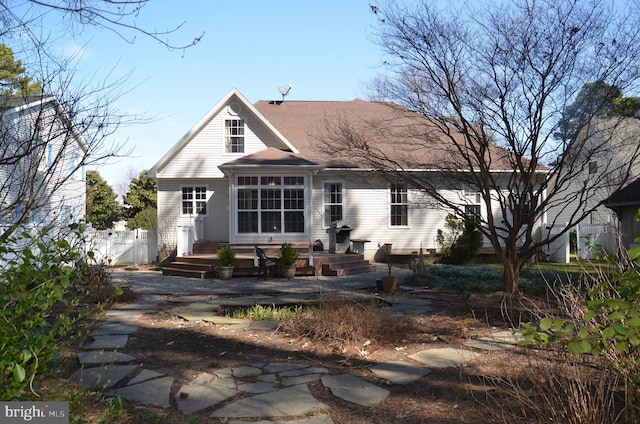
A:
<box><xmin>225</xmin><ymin>119</ymin><xmax>244</xmax><ymax>153</ymax></box>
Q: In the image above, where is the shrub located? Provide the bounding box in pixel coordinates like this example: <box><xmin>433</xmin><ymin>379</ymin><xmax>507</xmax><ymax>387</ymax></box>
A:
<box><xmin>278</xmin><ymin>242</ymin><xmax>299</xmax><ymax>266</ymax></box>
<box><xmin>216</xmin><ymin>246</ymin><xmax>235</xmax><ymax>267</ymax></box>
<box><xmin>125</xmin><ymin>207</ymin><xmax>157</xmax><ymax>230</ymax></box>
<box><xmin>519</xmin><ymin>243</ymin><xmax>640</xmax><ymax>421</ymax></box>
<box><xmin>0</xmin><ymin>225</ymin><xmax>108</xmax><ymax>399</ymax></box>
<box><xmin>436</xmin><ymin>214</ymin><xmax>483</xmax><ymax>264</ymax></box>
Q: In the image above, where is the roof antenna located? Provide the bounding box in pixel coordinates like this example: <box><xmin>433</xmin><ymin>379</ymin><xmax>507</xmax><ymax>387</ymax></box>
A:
<box><xmin>278</xmin><ymin>84</ymin><xmax>292</xmax><ymax>102</ymax></box>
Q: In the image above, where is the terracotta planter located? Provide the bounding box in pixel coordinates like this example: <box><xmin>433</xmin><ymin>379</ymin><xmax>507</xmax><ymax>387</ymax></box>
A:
<box><xmin>280</xmin><ymin>264</ymin><xmax>297</xmax><ymax>279</ymax></box>
<box><xmin>217</xmin><ymin>266</ymin><xmax>234</xmax><ymax>280</ymax></box>
<box><xmin>381</xmin><ymin>276</ymin><xmax>397</xmax><ymax>293</ymax></box>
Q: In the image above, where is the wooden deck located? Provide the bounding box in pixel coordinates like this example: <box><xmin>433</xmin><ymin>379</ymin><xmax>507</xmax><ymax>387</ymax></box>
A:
<box><xmin>161</xmin><ymin>243</ymin><xmax>377</xmax><ymax>279</ymax></box>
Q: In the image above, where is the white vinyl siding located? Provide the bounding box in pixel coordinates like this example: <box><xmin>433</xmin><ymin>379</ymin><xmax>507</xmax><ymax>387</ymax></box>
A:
<box><xmin>157</xmin><ymin>97</ymin><xmax>289</xmax><ymax>179</ymax></box>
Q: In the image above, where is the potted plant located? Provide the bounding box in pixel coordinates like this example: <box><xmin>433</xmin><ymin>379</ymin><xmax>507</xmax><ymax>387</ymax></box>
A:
<box><xmin>278</xmin><ymin>242</ymin><xmax>299</xmax><ymax>279</ymax></box>
<box><xmin>216</xmin><ymin>246</ymin><xmax>235</xmax><ymax>280</ymax></box>
<box><xmin>381</xmin><ymin>262</ymin><xmax>397</xmax><ymax>293</ymax></box>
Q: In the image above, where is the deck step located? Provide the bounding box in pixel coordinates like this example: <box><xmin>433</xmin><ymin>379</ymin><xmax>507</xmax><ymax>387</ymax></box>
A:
<box><xmin>162</xmin><ymin>267</ymin><xmax>215</xmax><ymax>279</ymax></box>
<box><xmin>321</xmin><ymin>260</ymin><xmax>377</xmax><ymax>276</ymax></box>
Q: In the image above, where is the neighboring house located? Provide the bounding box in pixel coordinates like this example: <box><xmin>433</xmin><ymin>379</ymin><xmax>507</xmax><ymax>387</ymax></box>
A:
<box><xmin>0</xmin><ymin>95</ymin><xmax>87</xmax><ymax>237</ymax></box>
<box><xmin>605</xmin><ymin>178</ymin><xmax>640</xmax><ymax>251</ymax></box>
<box><xmin>545</xmin><ymin>117</ymin><xmax>640</xmax><ymax>256</ymax></box>
<box><xmin>149</xmin><ymin>88</ymin><xmax>547</xmax><ymax>261</ymax></box>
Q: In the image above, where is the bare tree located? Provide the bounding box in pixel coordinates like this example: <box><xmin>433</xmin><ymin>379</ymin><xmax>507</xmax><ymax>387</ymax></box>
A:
<box><xmin>319</xmin><ymin>0</ymin><xmax>640</xmax><ymax>295</ymax></box>
<box><xmin>0</xmin><ymin>1</ymin><xmax>202</xmax><ymax>240</ymax></box>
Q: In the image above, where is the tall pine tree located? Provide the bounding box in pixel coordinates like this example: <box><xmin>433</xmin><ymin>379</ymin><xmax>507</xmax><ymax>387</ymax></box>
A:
<box><xmin>0</xmin><ymin>44</ymin><xmax>42</xmax><ymax>95</ymax></box>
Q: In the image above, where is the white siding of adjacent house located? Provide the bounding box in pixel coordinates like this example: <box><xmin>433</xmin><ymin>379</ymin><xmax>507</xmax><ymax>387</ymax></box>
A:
<box><xmin>546</xmin><ymin>118</ymin><xmax>640</xmax><ymax>228</ymax></box>
<box><xmin>0</xmin><ymin>99</ymin><xmax>86</xmax><ymax>233</ymax></box>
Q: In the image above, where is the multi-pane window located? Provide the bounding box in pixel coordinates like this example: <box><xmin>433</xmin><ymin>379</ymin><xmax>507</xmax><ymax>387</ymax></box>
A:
<box><xmin>182</xmin><ymin>186</ymin><xmax>207</xmax><ymax>215</ymax></box>
<box><xmin>225</xmin><ymin>119</ymin><xmax>244</xmax><ymax>153</ymax></box>
<box><xmin>323</xmin><ymin>182</ymin><xmax>343</xmax><ymax>227</ymax></box>
<box><xmin>237</xmin><ymin>175</ymin><xmax>305</xmax><ymax>233</ymax></box>
<box><xmin>464</xmin><ymin>187</ymin><xmax>482</xmax><ymax>224</ymax></box>
<box><xmin>390</xmin><ymin>183</ymin><xmax>408</xmax><ymax>226</ymax></box>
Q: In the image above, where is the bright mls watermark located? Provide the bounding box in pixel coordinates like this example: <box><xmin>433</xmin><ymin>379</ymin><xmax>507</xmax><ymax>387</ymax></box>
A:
<box><xmin>0</xmin><ymin>402</ymin><xmax>68</xmax><ymax>423</ymax></box>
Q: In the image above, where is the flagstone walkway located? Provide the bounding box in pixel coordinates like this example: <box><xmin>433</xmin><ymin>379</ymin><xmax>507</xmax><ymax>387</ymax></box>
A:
<box><xmin>71</xmin><ymin>269</ymin><xmax>521</xmax><ymax>422</ymax></box>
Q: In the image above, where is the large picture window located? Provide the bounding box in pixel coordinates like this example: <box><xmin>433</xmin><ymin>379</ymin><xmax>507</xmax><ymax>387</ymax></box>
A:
<box><xmin>323</xmin><ymin>182</ymin><xmax>343</xmax><ymax>227</ymax></box>
<box><xmin>182</xmin><ymin>186</ymin><xmax>207</xmax><ymax>215</ymax></box>
<box><xmin>225</xmin><ymin>119</ymin><xmax>244</xmax><ymax>153</ymax></box>
<box><xmin>390</xmin><ymin>183</ymin><xmax>408</xmax><ymax>226</ymax></box>
<box><xmin>237</xmin><ymin>175</ymin><xmax>305</xmax><ymax>234</ymax></box>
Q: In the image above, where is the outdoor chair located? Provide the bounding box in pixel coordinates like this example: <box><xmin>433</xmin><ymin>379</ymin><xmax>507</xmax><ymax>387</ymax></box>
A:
<box><xmin>256</xmin><ymin>247</ymin><xmax>279</xmax><ymax>279</ymax></box>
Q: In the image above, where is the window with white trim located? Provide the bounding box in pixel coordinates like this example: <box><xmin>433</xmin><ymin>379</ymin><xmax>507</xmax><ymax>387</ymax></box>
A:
<box><xmin>464</xmin><ymin>187</ymin><xmax>481</xmax><ymax>224</ymax></box>
<box><xmin>70</xmin><ymin>152</ymin><xmax>78</xmax><ymax>179</ymax></box>
<box><xmin>237</xmin><ymin>175</ymin><xmax>305</xmax><ymax>234</ymax></box>
<box><xmin>323</xmin><ymin>182</ymin><xmax>343</xmax><ymax>227</ymax></box>
<box><xmin>181</xmin><ymin>186</ymin><xmax>207</xmax><ymax>215</ymax></box>
<box><xmin>390</xmin><ymin>183</ymin><xmax>408</xmax><ymax>226</ymax></box>
<box><xmin>225</xmin><ymin>119</ymin><xmax>244</xmax><ymax>153</ymax></box>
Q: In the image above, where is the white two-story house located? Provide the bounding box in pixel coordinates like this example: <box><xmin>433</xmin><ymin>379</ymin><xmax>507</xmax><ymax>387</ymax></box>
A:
<box><xmin>0</xmin><ymin>95</ymin><xmax>87</xmax><ymax>240</ymax></box>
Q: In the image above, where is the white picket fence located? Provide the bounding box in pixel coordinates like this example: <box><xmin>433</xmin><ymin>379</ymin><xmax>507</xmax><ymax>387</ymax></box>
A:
<box><xmin>540</xmin><ymin>222</ymin><xmax>618</xmax><ymax>262</ymax></box>
<box><xmin>86</xmin><ymin>229</ymin><xmax>157</xmax><ymax>265</ymax></box>
<box><xmin>576</xmin><ymin>223</ymin><xmax>618</xmax><ymax>260</ymax></box>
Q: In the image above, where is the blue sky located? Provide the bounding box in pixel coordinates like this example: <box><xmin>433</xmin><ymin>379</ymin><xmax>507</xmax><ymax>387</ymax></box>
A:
<box><xmin>51</xmin><ymin>1</ymin><xmax>387</xmax><ymax>193</ymax></box>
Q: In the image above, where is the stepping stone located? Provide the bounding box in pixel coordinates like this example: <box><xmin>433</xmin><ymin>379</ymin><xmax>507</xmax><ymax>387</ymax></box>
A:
<box><xmin>236</xmin><ymin>381</ymin><xmax>278</xmax><ymax>393</ymax></box>
<box><xmin>71</xmin><ymin>364</ymin><xmax>140</xmax><ymax>389</ymax></box>
<box><xmin>84</xmin><ymin>335</ymin><xmax>129</xmax><ymax>350</ymax></box>
<box><xmin>263</xmin><ymin>363</ymin><xmax>309</xmax><ymax>373</ymax></box>
<box><xmin>282</xmin><ymin>374</ymin><xmax>323</xmax><ymax>387</ymax></box>
<box><xmin>409</xmin><ymin>348</ymin><xmax>479</xmax><ymax>368</ymax></box>
<box><xmin>370</xmin><ymin>361</ymin><xmax>431</xmax><ymax>385</ymax></box>
<box><xmin>479</xmin><ymin>330</ymin><xmax>523</xmax><ymax>345</ymax></box>
<box><xmin>229</xmin><ymin>415</ymin><xmax>334</xmax><ymax>424</ymax></box>
<box><xmin>128</xmin><ymin>369</ymin><xmax>165</xmax><ymax>385</ymax></box>
<box><xmin>103</xmin><ymin>314</ymin><xmax>144</xmax><ymax>324</ymax></box>
<box><xmin>176</xmin><ymin>376</ymin><xmax>239</xmax><ymax>415</ymax></box>
<box><xmin>231</xmin><ymin>365</ymin><xmax>263</xmax><ymax>378</ymax></box>
<box><xmin>464</xmin><ymin>339</ymin><xmax>513</xmax><ymax>351</ymax></box>
<box><xmin>89</xmin><ymin>322</ymin><xmax>139</xmax><ymax>336</ymax></box>
<box><xmin>280</xmin><ymin>367</ymin><xmax>328</xmax><ymax>378</ymax></box>
<box><xmin>191</xmin><ymin>372</ymin><xmax>236</xmax><ymax>389</ymax></box>
<box><xmin>77</xmin><ymin>351</ymin><xmax>137</xmax><ymax>365</ymax></box>
<box><xmin>210</xmin><ymin>384</ymin><xmax>329</xmax><ymax>418</ymax></box>
<box><xmin>107</xmin><ymin>376</ymin><xmax>174</xmax><ymax>408</ymax></box>
<box><xmin>321</xmin><ymin>374</ymin><xmax>390</xmax><ymax>406</ymax></box>
<box><xmin>111</xmin><ymin>300</ymin><xmax>162</xmax><ymax>310</ymax></box>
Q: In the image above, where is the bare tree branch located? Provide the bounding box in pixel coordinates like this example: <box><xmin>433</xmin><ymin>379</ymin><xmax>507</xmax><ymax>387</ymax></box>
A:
<box><xmin>319</xmin><ymin>0</ymin><xmax>640</xmax><ymax>294</ymax></box>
